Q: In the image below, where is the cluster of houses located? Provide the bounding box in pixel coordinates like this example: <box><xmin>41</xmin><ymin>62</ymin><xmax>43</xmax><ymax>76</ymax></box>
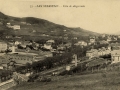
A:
<box><xmin>86</xmin><ymin>42</ymin><xmax>120</xmax><ymax>64</ymax></box>
<box><xmin>0</xmin><ymin>40</ymin><xmax>53</xmax><ymax>70</ymax></box>
<box><xmin>6</xmin><ymin>23</ymin><xmax>20</xmax><ymax>30</ymax></box>
<box><xmin>0</xmin><ymin>39</ymin><xmax>73</xmax><ymax>69</ymax></box>
<box><xmin>86</xmin><ymin>47</ymin><xmax>111</xmax><ymax>59</ymax></box>
<box><xmin>110</xmin><ymin>43</ymin><xmax>120</xmax><ymax>64</ymax></box>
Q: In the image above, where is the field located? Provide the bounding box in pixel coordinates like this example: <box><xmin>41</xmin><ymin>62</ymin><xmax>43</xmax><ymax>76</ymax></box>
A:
<box><xmin>9</xmin><ymin>70</ymin><xmax>120</xmax><ymax>90</ymax></box>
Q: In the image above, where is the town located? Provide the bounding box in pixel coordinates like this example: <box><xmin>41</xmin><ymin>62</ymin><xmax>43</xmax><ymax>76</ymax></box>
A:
<box><xmin>0</xmin><ymin>11</ymin><xmax>120</xmax><ymax>90</ymax></box>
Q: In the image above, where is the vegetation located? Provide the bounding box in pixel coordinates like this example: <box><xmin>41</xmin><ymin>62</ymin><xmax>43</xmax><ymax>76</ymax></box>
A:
<box><xmin>8</xmin><ymin>69</ymin><xmax>120</xmax><ymax>90</ymax></box>
<box><xmin>14</xmin><ymin>52</ymin><xmax>72</xmax><ymax>74</ymax></box>
<box><xmin>0</xmin><ymin>70</ymin><xmax>12</xmax><ymax>82</ymax></box>
<box><xmin>0</xmin><ymin>12</ymin><xmax>99</xmax><ymax>41</ymax></box>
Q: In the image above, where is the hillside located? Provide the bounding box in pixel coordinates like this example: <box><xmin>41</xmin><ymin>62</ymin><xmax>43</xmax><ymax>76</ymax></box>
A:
<box><xmin>8</xmin><ymin>70</ymin><xmax>120</xmax><ymax>90</ymax></box>
<box><xmin>0</xmin><ymin>12</ymin><xmax>99</xmax><ymax>39</ymax></box>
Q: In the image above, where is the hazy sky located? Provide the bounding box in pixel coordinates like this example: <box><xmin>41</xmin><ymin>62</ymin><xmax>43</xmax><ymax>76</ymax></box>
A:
<box><xmin>0</xmin><ymin>0</ymin><xmax>120</xmax><ymax>34</ymax></box>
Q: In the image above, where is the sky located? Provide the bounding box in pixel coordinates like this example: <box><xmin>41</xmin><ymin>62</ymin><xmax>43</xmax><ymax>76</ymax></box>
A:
<box><xmin>0</xmin><ymin>0</ymin><xmax>120</xmax><ymax>34</ymax></box>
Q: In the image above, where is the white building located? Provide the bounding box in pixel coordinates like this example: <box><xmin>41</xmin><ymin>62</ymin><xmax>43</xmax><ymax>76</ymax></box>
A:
<box><xmin>12</xmin><ymin>25</ymin><xmax>20</xmax><ymax>30</ymax></box>
<box><xmin>0</xmin><ymin>42</ymin><xmax>7</xmax><ymax>52</ymax></box>
<box><xmin>111</xmin><ymin>50</ymin><xmax>120</xmax><ymax>64</ymax></box>
<box><xmin>78</xmin><ymin>41</ymin><xmax>87</xmax><ymax>46</ymax></box>
<box><xmin>43</xmin><ymin>44</ymin><xmax>52</xmax><ymax>50</ymax></box>
<box><xmin>14</xmin><ymin>41</ymin><xmax>21</xmax><ymax>46</ymax></box>
<box><xmin>46</xmin><ymin>40</ymin><xmax>55</xmax><ymax>43</ymax></box>
<box><xmin>90</xmin><ymin>37</ymin><xmax>95</xmax><ymax>43</ymax></box>
<box><xmin>86</xmin><ymin>49</ymin><xmax>98</xmax><ymax>59</ymax></box>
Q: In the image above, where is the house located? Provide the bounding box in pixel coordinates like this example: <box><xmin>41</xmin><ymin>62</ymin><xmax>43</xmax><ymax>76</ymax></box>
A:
<box><xmin>90</xmin><ymin>37</ymin><xmax>95</xmax><ymax>43</ymax></box>
<box><xmin>64</xmin><ymin>36</ymin><xmax>68</xmax><ymax>40</ymax></box>
<box><xmin>117</xmin><ymin>35</ymin><xmax>120</xmax><ymax>39</ymax></box>
<box><xmin>0</xmin><ymin>22</ymin><xmax>3</xmax><ymax>25</ymax></box>
<box><xmin>101</xmin><ymin>34</ymin><xmax>106</xmax><ymax>38</ymax></box>
<box><xmin>64</xmin><ymin>42</ymin><xmax>72</xmax><ymax>48</ymax></box>
<box><xmin>86</xmin><ymin>51</ymin><xmax>94</xmax><ymax>59</ymax></box>
<box><xmin>99</xmin><ymin>40</ymin><xmax>108</xmax><ymax>44</ymax></box>
<box><xmin>0</xmin><ymin>42</ymin><xmax>7</xmax><ymax>52</ymax></box>
<box><xmin>98</xmin><ymin>50</ymin><xmax>104</xmax><ymax>56</ymax></box>
<box><xmin>4</xmin><ymin>52</ymin><xmax>45</xmax><ymax>65</ymax></box>
<box><xmin>19</xmin><ymin>41</ymin><xmax>32</xmax><ymax>49</ymax></box>
<box><xmin>7</xmin><ymin>22</ymin><xmax>11</xmax><ymax>25</ymax></box>
<box><xmin>73</xmin><ymin>37</ymin><xmax>77</xmax><ymax>39</ymax></box>
<box><xmin>6</xmin><ymin>23</ymin><xmax>20</xmax><ymax>30</ymax></box>
<box><xmin>0</xmin><ymin>65</ymin><xmax>3</xmax><ymax>69</ymax></box>
<box><xmin>43</xmin><ymin>43</ymin><xmax>52</xmax><ymax>50</ymax></box>
<box><xmin>86</xmin><ymin>49</ymin><xmax>98</xmax><ymax>59</ymax></box>
<box><xmin>14</xmin><ymin>41</ymin><xmax>21</xmax><ymax>46</ymax></box>
<box><xmin>12</xmin><ymin>25</ymin><xmax>20</xmax><ymax>30</ymax></box>
<box><xmin>57</xmin><ymin>44</ymin><xmax>66</xmax><ymax>51</ymax></box>
<box><xmin>26</xmin><ymin>23</ymin><xmax>31</xmax><ymax>25</ymax></box>
<box><xmin>113</xmin><ymin>37</ymin><xmax>118</xmax><ymax>41</ymax></box>
<box><xmin>63</xmin><ymin>30</ymin><xmax>66</xmax><ymax>32</ymax></box>
<box><xmin>5</xmin><ymin>35</ymin><xmax>14</xmax><ymax>39</ymax></box>
<box><xmin>106</xmin><ymin>37</ymin><xmax>112</xmax><ymax>42</ymax></box>
<box><xmin>21</xmin><ymin>22</ymin><xmax>26</xmax><ymax>24</ymax></box>
<box><xmin>78</xmin><ymin>41</ymin><xmax>87</xmax><ymax>46</ymax></box>
<box><xmin>6</xmin><ymin>23</ymin><xmax>12</xmax><ymax>28</ymax></box>
<box><xmin>110</xmin><ymin>43</ymin><xmax>120</xmax><ymax>50</ymax></box>
<box><xmin>46</xmin><ymin>40</ymin><xmax>55</xmax><ymax>43</ymax></box>
<box><xmin>98</xmin><ymin>48</ymin><xmax>110</xmax><ymax>56</ymax></box>
<box><xmin>111</xmin><ymin>50</ymin><xmax>120</xmax><ymax>64</ymax></box>
<box><xmin>74</xmin><ymin>41</ymin><xmax>87</xmax><ymax>46</ymax></box>
<box><xmin>31</xmin><ymin>42</ymin><xmax>39</xmax><ymax>50</ymax></box>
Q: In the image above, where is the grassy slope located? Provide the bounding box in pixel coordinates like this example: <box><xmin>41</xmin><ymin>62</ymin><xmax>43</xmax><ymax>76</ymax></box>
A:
<box><xmin>9</xmin><ymin>70</ymin><xmax>120</xmax><ymax>90</ymax></box>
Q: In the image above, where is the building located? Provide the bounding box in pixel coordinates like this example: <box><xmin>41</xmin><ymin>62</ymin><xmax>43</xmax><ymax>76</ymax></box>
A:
<box><xmin>19</xmin><ymin>41</ymin><xmax>32</xmax><ymax>49</ymax></box>
<box><xmin>57</xmin><ymin>44</ymin><xmax>66</xmax><ymax>51</ymax></box>
<box><xmin>78</xmin><ymin>41</ymin><xmax>88</xmax><ymax>46</ymax></box>
<box><xmin>0</xmin><ymin>22</ymin><xmax>3</xmax><ymax>25</ymax></box>
<box><xmin>111</xmin><ymin>50</ymin><xmax>120</xmax><ymax>64</ymax></box>
<box><xmin>97</xmin><ymin>48</ymin><xmax>111</xmax><ymax>56</ymax></box>
<box><xmin>86</xmin><ymin>48</ymin><xmax>111</xmax><ymax>59</ymax></box>
<box><xmin>43</xmin><ymin>43</ymin><xmax>52</xmax><ymax>50</ymax></box>
<box><xmin>0</xmin><ymin>42</ymin><xmax>7</xmax><ymax>52</ymax></box>
<box><xmin>117</xmin><ymin>35</ymin><xmax>120</xmax><ymax>39</ymax></box>
<box><xmin>101</xmin><ymin>34</ymin><xmax>106</xmax><ymax>38</ymax></box>
<box><xmin>99</xmin><ymin>40</ymin><xmax>108</xmax><ymax>44</ymax></box>
<box><xmin>86</xmin><ymin>49</ymin><xmax>98</xmax><ymax>59</ymax></box>
<box><xmin>106</xmin><ymin>37</ymin><xmax>112</xmax><ymax>42</ymax></box>
<box><xmin>20</xmin><ymin>21</ymin><xmax>26</xmax><ymax>24</ymax></box>
<box><xmin>14</xmin><ymin>41</ymin><xmax>21</xmax><ymax>46</ymax></box>
<box><xmin>6</xmin><ymin>23</ymin><xmax>20</xmax><ymax>30</ymax></box>
<box><xmin>4</xmin><ymin>51</ymin><xmax>52</xmax><ymax>65</ymax></box>
<box><xmin>12</xmin><ymin>25</ymin><xmax>20</xmax><ymax>30</ymax></box>
<box><xmin>110</xmin><ymin>43</ymin><xmax>120</xmax><ymax>50</ymax></box>
<box><xmin>90</xmin><ymin>37</ymin><xmax>95</xmax><ymax>43</ymax></box>
<box><xmin>64</xmin><ymin>42</ymin><xmax>72</xmax><ymax>48</ymax></box>
<box><xmin>46</xmin><ymin>40</ymin><xmax>55</xmax><ymax>43</ymax></box>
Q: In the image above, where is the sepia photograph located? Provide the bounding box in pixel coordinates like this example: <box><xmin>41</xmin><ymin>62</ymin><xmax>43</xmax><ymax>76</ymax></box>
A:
<box><xmin>0</xmin><ymin>0</ymin><xmax>120</xmax><ymax>90</ymax></box>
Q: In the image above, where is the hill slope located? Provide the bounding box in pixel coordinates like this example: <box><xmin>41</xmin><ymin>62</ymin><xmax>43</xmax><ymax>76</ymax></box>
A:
<box><xmin>0</xmin><ymin>12</ymin><xmax>99</xmax><ymax>38</ymax></box>
<box><xmin>8</xmin><ymin>70</ymin><xmax>120</xmax><ymax>90</ymax></box>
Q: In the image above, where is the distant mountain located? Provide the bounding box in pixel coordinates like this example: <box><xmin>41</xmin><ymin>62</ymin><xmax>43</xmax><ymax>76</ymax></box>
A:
<box><xmin>0</xmin><ymin>12</ymin><xmax>100</xmax><ymax>38</ymax></box>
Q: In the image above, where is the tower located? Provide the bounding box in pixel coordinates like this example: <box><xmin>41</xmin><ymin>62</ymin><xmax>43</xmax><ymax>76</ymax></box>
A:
<box><xmin>73</xmin><ymin>54</ymin><xmax>78</xmax><ymax>66</ymax></box>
